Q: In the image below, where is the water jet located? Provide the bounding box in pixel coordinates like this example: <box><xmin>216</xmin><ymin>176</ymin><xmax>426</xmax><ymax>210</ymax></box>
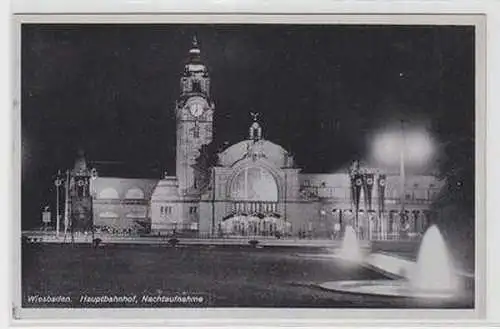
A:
<box><xmin>317</xmin><ymin>225</ymin><xmax>468</xmax><ymax>301</ymax></box>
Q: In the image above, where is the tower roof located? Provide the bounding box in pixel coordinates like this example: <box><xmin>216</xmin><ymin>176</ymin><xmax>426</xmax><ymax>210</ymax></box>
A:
<box><xmin>184</xmin><ymin>35</ymin><xmax>207</xmax><ymax>75</ymax></box>
<box><xmin>73</xmin><ymin>148</ymin><xmax>88</xmax><ymax>174</ymax></box>
<box><xmin>189</xmin><ymin>35</ymin><xmax>201</xmax><ymax>55</ymax></box>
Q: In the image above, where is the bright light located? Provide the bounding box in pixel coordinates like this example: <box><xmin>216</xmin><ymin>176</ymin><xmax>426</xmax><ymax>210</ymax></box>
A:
<box><xmin>371</xmin><ymin>131</ymin><xmax>402</xmax><ymax>165</ymax></box>
<box><xmin>371</xmin><ymin>128</ymin><xmax>435</xmax><ymax>167</ymax></box>
<box><xmin>405</xmin><ymin>131</ymin><xmax>435</xmax><ymax>166</ymax></box>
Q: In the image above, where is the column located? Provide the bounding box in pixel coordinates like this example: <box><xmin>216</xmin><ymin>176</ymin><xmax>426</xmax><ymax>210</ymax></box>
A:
<box><xmin>413</xmin><ymin>211</ymin><xmax>419</xmax><ymax>234</ymax></box>
<box><xmin>380</xmin><ymin>211</ymin><xmax>386</xmax><ymax>240</ymax></box>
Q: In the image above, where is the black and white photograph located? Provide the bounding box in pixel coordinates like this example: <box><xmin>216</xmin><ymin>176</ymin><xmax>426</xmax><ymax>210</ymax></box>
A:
<box><xmin>15</xmin><ymin>15</ymin><xmax>484</xmax><ymax>317</ymax></box>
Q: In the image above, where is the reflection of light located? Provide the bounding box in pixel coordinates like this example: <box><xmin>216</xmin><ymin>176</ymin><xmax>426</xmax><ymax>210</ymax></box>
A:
<box><xmin>371</xmin><ymin>129</ymin><xmax>435</xmax><ymax>167</ymax></box>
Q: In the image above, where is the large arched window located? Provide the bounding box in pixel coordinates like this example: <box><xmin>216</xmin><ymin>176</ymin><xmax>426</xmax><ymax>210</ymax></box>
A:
<box><xmin>125</xmin><ymin>187</ymin><xmax>144</xmax><ymax>199</ymax></box>
<box><xmin>125</xmin><ymin>187</ymin><xmax>145</xmax><ymax>199</ymax></box>
<box><xmin>98</xmin><ymin>188</ymin><xmax>119</xmax><ymax>199</ymax></box>
<box><xmin>230</xmin><ymin>167</ymin><xmax>278</xmax><ymax>202</ymax></box>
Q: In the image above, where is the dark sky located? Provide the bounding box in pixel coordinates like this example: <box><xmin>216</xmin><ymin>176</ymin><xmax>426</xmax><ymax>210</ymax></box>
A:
<box><xmin>21</xmin><ymin>24</ymin><xmax>475</xmax><ymax>228</ymax></box>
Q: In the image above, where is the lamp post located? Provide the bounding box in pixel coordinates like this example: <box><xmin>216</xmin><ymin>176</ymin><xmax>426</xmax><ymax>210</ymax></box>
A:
<box><xmin>90</xmin><ymin>168</ymin><xmax>98</xmax><ymax>242</ymax></box>
<box><xmin>54</xmin><ymin>170</ymin><xmax>62</xmax><ymax>237</ymax></box>
<box><xmin>371</xmin><ymin>122</ymin><xmax>435</xmax><ymax>238</ymax></box>
<box><xmin>399</xmin><ymin>120</ymin><xmax>406</xmax><ymax>225</ymax></box>
<box><xmin>63</xmin><ymin>169</ymin><xmax>70</xmax><ymax>242</ymax></box>
<box><xmin>211</xmin><ymin>167</ymin><xmax>215</xmax><ymax>237</ymax></box>
<box><xmin>320</xmin><ymin>209</ymin><xmax>326</xmax><ymax>239</ymax></box>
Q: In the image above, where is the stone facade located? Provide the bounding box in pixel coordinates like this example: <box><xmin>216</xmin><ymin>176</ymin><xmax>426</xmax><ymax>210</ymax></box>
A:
<box><xmin>62</xmin><ymin>37</ymin><xmax>444</xmax><ymax>239</ymax></box>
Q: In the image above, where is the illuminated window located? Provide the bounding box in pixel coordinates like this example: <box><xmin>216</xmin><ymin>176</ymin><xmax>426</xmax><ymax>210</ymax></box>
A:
<box><xmin>125</xmin><ymin>187</ymin><xmax>145</xmax><ymax>199</ymax></box>
<box><xmin>98</xmin><ymin>187</ymin><xmax>119</xmax><ymax>199</ymax></box>
<box><xmin>230</xmin><ymin>167</ymin><xmax>278</xmax><ymax>202</ymax></box>
<box><xmin>99</xmin><ymin>211</ymin><xmax>119</xmax><ymax>219</ymax></box>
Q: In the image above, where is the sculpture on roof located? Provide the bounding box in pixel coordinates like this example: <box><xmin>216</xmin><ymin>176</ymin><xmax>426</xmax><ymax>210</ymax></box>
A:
<box><xmin>249</xmin><ymin>112</ymin><xmax>262</xmax><ymax>141</ymax></box>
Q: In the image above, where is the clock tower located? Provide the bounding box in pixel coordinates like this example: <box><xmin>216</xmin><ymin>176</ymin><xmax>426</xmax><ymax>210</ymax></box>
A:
<box><xmin>175</xmin><ymin>36</ymin><xmax>214</xmax><ymax>194</ymax></box>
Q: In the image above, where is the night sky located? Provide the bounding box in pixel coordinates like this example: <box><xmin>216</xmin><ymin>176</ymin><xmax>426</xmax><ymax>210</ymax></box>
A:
<box><xmin>21</xmin><ymin>24</ymin><xmax>475</xmax><ymax>229</ymax></box>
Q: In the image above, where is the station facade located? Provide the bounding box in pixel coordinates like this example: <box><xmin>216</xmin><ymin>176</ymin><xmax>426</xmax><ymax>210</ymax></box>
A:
<box><xmin>61</xmin><ymin>38</ymin><xmax>444</xmax><ymax>240</ymax></box>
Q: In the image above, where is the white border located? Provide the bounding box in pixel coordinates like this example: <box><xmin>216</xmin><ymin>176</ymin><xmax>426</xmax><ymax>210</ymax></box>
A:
<box><xmin>7</xmin><ymin>0</ymin><xmax>500</xmax><ymax>15</ymax></box>
<box><xmin>6</xmin><ymin>1</ymin><xmax>499</xmax><ymax>327</ymax></box>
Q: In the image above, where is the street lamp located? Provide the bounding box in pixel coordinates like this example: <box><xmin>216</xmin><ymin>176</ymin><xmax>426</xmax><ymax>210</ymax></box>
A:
<box><xmin>90</xmin><ymin>168</ymin><xmax>98</xmax><ymax>242</ymax></box>
<box><xmin>399</xmin><ymin>120</ymin><xmax>406</xmax><ymax>213</ymax></box>
<box><xmin>54</xmin><ymin>170</ymin><xmax>63</xmax><ymax>237</ymax></box>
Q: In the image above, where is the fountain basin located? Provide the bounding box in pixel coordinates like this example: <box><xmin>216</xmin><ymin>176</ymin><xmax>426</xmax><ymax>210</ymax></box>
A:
<box><xmin>317</xmin><ymin>279</ymin><xmax>462</xmax><ymax>300</ymax></box>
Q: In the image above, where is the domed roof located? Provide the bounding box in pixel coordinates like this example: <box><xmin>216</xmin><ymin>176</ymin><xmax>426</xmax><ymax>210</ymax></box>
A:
<box><xmin>151</xmin><ymin>178</ymin><xmax>181</xmax><ymax>201</ymax></box>
<box><xmin>218</xmin><ymin>139</ymin><xmax>294</xmax><ymax>168</ymax></box>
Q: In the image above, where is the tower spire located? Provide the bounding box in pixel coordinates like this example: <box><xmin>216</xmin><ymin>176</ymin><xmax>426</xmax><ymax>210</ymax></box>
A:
<box><xmin>73</xmin><ymin>148</ymin><xmax>88</xmax><ymax>174</ymax></box>
<box><xmin>181</xmin><ymin>36</ymin><xmax>209</xmax><ymax>96</ymax></box>
<box><xmin>189</xmin><ymin>35</ymin><xmax>201</xmax><ymax>57</ymax></box>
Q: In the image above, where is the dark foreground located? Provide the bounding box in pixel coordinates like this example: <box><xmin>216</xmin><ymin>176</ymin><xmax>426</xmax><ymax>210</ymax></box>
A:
<box><xmin>21</xmin><ymin>243</ymin><xmax>474</xmax><ymax>308</ymax></box>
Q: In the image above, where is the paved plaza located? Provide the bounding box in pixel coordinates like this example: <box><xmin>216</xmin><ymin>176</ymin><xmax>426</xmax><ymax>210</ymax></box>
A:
<box><xmin>21</xmin><ymin>243</ymin><xmax>473</xmax><ymax>308</ymax></box>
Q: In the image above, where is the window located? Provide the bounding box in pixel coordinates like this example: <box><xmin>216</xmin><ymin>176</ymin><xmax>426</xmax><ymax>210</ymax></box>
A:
<box><xmin>193</xmin><ymin>126</ymin><xmax>200</xmax><ymax>138</ymax></box>
<box><xmin>230</xmin><ymin>167</ymin><xmax>278</xmax><ymax>202</ymax></box>
<box><xmin>161</xmin><ymin>206</ymin><xmax>172</xmax><ymax>215</ymax></box>
<box><xmin>192</xmin><ymin>81</ymin><xmax>201</xmax><ymax>93</ymax></box>
<box><xmin>98</xmin><ymin>187</ymin><xmax>119</xmax><ymax>199</ymax></box>
<box><xmin>189</xmin><ymin>206</ymin><xmax>198</xmax><ymax>214</ymax></box>
<box><xmin>125</xmin><ymin>187</ymin><xmax>145</xmax><ymax>199</ymax></box>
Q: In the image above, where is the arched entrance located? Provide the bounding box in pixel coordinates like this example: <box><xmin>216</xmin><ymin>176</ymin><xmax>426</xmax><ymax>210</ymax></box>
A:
<box><xmin>220</xmin><ymin>213</ymin><xmax>291</xmax><ymax>237</ymax></box>
<box><xmin>222</xmin><ymin>166</ymin><xmax>287</xmax><ymax>236</ymax></box>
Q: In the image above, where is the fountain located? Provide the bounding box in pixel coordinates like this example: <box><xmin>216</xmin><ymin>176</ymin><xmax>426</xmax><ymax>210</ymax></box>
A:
<box><xmin>293</xmin><ymin>225</ymin><xmax>368</xmax><ymax>261</ymax></box>
<box><xmin>410</xmin><ymin>225</ymin><xmax>459</xmax><ymax>293</ymax></box>
<box><xmin>317</xmin><ymin>225</ymin><xmax>468</xmax><ymax>301</ymax></box>
<box><xmin>337</xmin><ymin>226</ymin><xmax>364</xmax><ymax>263</ymax></box>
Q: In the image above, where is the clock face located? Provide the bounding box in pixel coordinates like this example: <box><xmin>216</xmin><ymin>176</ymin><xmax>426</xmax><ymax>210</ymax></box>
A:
<box><xmin>189</xmin><ymin>102</ymin><xmax>204</xmax><ymax>117</ymax></box>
